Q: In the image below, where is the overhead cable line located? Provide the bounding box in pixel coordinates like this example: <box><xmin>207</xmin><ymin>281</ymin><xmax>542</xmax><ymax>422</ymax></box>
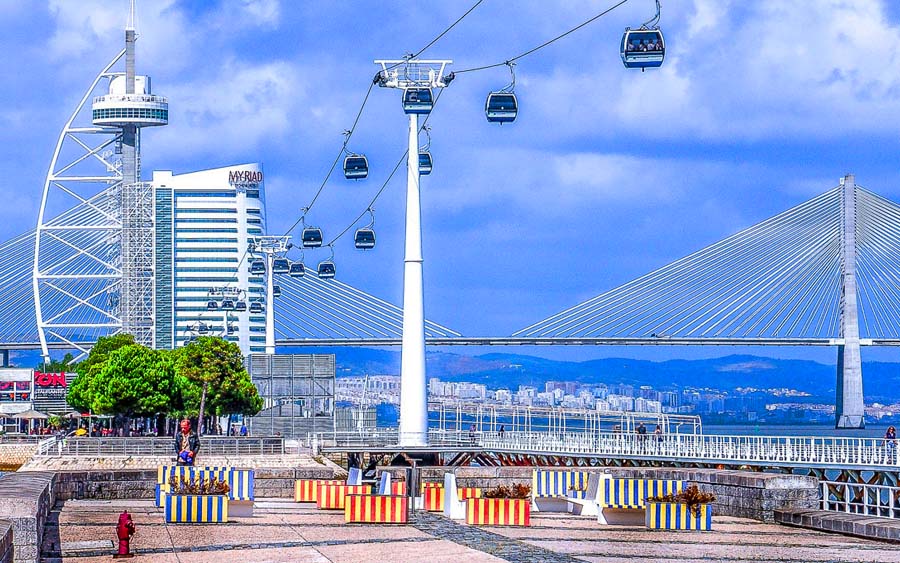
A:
<box><xmin>282</xmin><ymin>0</ymin><xmax>487</xmax><ymax>237</ymax></box>
<box><xmin>453</xmin><ymin>0</ymin><xmax>632</xmax><ymax>74</ymax></box>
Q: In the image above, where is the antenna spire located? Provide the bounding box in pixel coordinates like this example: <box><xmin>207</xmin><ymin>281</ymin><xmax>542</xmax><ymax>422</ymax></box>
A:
<box><xmin>127</xmin><ymin>0</ymin><xmax>135</xmax><ymax>31</ymax></box>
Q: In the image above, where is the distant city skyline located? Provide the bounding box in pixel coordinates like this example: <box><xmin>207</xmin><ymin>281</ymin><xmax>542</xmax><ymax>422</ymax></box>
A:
<box><xmin>2</xmin><ymin>1</ymin><xmax>900</xmax><ymax>364</ymax></box>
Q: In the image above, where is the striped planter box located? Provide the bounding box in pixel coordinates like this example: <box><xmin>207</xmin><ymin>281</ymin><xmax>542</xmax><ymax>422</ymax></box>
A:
<box><xmin>155</xmin><ymin>484</ymin><xmax>170</xmax><ymax>507</ymax></box>
<box><xmin>466</xmin><ymin>498</ymin><xmax>530</xmax><ymax>526</ymax></box>
<box><xmin>421</xmin><ymin>486</ymin><xmax>481</xmax><ymax>511</ymax></box>
<box><xmin>317</xmin><ymin>484</ymin><xmax>371</xmax><ymax>510</ymax></box>
<box><xmin>420</xmin><ymin>482</ymin><xmax>443</xmax><ymax>493</ymax></box>
<box><xmin>164</xmin><ymin>494</ymin><xmax>228</xmax><ymax>523</ymax></box>
<box><xmin>295</xmin><ymin>479</ymin><xmax>342</xmax><ymax>503</ymax></box>
<box><xmin>226</xmin><ymin>470</ymin><xmax>255</xmax><ymax>501</ymax></box>
<box><xmin>345</xmin><ymin>495</ymin><xmax>408</xmax><ymax>523</ymax></box>
<box><xmin>390</xmin><ymin>482</ymin><xmax>407</xmax><ymax>496</ymax></box>
<box><xmin>645</xmin><ymin>503</ymin><xmax>712</xmax><ymax>531</ymax></box>
<box><xmin>532</xmin><ymin>470</ymin><xmax>590</xmax><ymax>500</ymax></box>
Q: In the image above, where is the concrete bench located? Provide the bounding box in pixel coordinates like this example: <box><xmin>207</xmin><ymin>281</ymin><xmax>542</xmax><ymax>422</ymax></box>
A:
<box><xmin>598</xmin><ymin>478</ymin><xmax>684</xmax><ymax>525</ymax></box>
<box><xmin>531</xmin><ymin>469</ymin><xmax>591</xmax><ymax>512</ymax></box>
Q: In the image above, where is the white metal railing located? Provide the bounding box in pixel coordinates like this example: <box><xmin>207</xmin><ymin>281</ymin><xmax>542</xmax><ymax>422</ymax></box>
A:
<box><xmin>92</xmin><ymin>94</ymin><xmax>168</xmax><ymax>104</ymax></box>
<box><xmin>313</xmin><ymin>429</ymin><xmax>900</xmax><ymax>469</ymax></box>
<box><xmin>821</xmin><ymin>480</ymin><xmax>900</xmax><ymax>519</ymax></box>
<box><xmin>34</xmin><ymin>436</ymin><xmax>284</xmax><ymax>457</ymax></box>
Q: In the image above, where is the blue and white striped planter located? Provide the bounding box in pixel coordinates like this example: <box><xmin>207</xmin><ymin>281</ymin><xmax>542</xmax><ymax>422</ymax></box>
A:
<box><xmin>164</xmin><ymin>494</ymin><xmax>229</xmax><ymax>523</ymax></box>
<box><xmin>645</xmin><ymin>502</ymin><xmax>712</xmax><ymax>531</ymax></box>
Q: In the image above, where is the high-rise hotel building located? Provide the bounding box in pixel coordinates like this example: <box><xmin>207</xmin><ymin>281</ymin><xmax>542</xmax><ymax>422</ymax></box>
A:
<box><xmin>153</xmin><ymin>163</ymin><xmax>268</xmax><ymax>353</ymax></box>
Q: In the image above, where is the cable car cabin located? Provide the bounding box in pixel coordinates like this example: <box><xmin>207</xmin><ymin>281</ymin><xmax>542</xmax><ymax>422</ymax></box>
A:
<box><xmin>221</xmin><ymin>299</ymin><xmax>235</xmax><ymax>311</ymax></box>
<box><xmin>250</xmin><ymin>259</ymin><xmax>266</xmax><ymax>274</ymax></box>
<box><xmin>403</xmin><ymin>87</ymin><xmax>434</xmax><ymax>114</ymax></box>
<box><xmin>317</xmin><ymin>261</ymin><xmax>336</xmax><ymax>279</ymax></box>
<box><xmin>620</xmin><ymin>28</ymin><xmax>665</xmax><ymax>69</ymax></box>
<box><xmin>206</xmin><ymin>300</ymin><xmax>219</xmax><ymax>311</ymax></box>
<box><xmin>354</xmin><ymin>228</ymin><xmax>376</xmax><ymax>249</ymax></box>
<box><xmin>289</xmin><ymin>262</ymin><xmax>306</xmax><ymax>277</ymax></box>
<box><xmin>485</xmin><ymin>92</ymin><xmax>518</xmax><ymax>123</ymax></box>
<box><xmin>197</xmin><ymin>323</ymin><xmax>209</xmax><ymax>334</ymax></box>
<box><xmin>249</xmin><ymin>302</ymin><xmax>264</xmax><ymax>314</ymax></box>
<box><xmin>235</xmin><ymin>301</ymin><xmax>247</xmax><ymax>312</ymax></box>
<box><xmin>301</xmin><ymin>227</ymin><xmax>323</xmax><ymax>248</ymax></box>
<box><xmin>273</xmin><ymin>285</ymin><xmax>282</xmax><ymax>298</ymax></box>
<box><xmin>272</xmin><ymin>258</ymin><xmax>290</xmax><ymax>274</ymax></box>
<box><xmin>418</xmin><ymin>152</ymin><xmax>433</xmax><ymax>175</ymax></box>
<box><xmin>343</xmin><ymin>155</ymin><xmax>369</xmax><ymax>180</ymax></box>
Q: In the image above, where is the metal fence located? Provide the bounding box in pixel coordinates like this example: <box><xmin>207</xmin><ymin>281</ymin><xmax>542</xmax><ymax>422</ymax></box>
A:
<box><xmin>821</xmin><ymin>480</ymin><xmax>900</xmax><ymax>519</ymax></box>
<box><xmin>312</xmin><ymin>429</ymin><xmax>900</xmax><ymax>469</ymax></box>
<box><xmin>35</xmin><ymin>436</ymin><xmax>284</xmax><ymax>457</ymax></box>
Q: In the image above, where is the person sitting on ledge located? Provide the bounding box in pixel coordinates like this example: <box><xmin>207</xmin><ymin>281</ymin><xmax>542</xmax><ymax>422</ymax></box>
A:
<box><xmin>174</xmin><ymin>418</ymin><xmax>200</xmax><ymax>466</ymax></box>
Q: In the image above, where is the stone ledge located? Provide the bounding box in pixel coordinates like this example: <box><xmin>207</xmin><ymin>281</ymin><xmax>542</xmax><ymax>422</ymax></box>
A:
<box><xmin>0</xmin><ymin>520</ymin><xmax>12</xmax><ymax>563</ymax></box>
<box><xmin>775</xmin><ymin>508</ymin><xmax>900</xmax><ymax>543</ymax></box>
<box><xmin>0</xmin><ymin>472</ymin><xmax>56</xmax><ymax>563</ymax></box>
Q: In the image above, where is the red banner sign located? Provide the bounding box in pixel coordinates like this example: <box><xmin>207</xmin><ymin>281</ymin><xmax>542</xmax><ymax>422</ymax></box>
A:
<box><xmin>34</xmin><ymin>372</ymin><xmax>67</xmax><ymax>388</ymax></box>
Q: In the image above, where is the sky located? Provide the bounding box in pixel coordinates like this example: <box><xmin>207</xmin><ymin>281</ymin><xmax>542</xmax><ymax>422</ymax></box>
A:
<box><xmin>1</xmin><ymin>0</ymin><xmax>900</xmax><ymax>365</ymax></box>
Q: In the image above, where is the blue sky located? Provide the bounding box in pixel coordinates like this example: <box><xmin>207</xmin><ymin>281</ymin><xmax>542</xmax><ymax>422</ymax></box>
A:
<box><xmin>1</xmin><ymin>0</ymin><xmax>900</xmax><ymax>364</ymax></box>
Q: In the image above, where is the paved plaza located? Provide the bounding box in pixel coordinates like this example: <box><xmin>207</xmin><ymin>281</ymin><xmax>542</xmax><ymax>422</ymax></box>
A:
<box><xmin>39</xmin><ymin>498</ymin><xmax>900</xmax><ymax>563</ymax></box>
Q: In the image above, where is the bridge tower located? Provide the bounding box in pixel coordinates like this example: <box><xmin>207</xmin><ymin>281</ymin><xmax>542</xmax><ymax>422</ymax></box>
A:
<box><xmin>836</xmin><ymin>173</ymin><xmax>865</xmax><ymax>429</ymax></box>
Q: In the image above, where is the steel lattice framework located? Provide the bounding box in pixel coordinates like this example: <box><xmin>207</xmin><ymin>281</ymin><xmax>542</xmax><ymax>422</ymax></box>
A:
<box><xmin>514</xmin><ymin>184</ymin><xmax>900</xmax><ymax>344</ymax></box>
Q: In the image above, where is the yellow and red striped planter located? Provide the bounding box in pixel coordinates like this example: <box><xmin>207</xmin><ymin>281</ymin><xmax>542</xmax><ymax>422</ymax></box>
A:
<box><xmin>645</xmin><ymin>502</ymin><xmax>712</xmax><ymax>531</ymax></box>
<box><xmin>420</xmin><ymin>482</ymin><xmax>443</xmax><ymax>493</ymax></box>
<box><xmin>294</xmin><ymin>479</ymin><xmax>343</xmax><ymax>503</ymax></box>
<box><xmin>345</xmin><ymin>494</ymin><xmax>408</xmax><ymax>523</ymax></box>
<box><xmin>466</xmin><ymin>498</ymin><xmax>530</xmax><ymax>526</ymax></box>
<box><xmin>317</xmin><ymin>484</ymin><xmax>371</xmax><ymax>510</ymax></box>
<box><xmin>390</xmin><ymin>481</ymin><xmax>407</xmax><ymax>496</ymax></box>
<box><xmin>421</xmin><ymin>485</ymin><xmax>482</xmax><ymax>511</ymax></box>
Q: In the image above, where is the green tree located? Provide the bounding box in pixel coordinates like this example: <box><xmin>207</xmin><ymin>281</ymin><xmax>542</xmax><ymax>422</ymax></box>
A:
<box><xmin>89</xmin><ymin>344</ymin><xmax>180</xmax><ymax>419</ymax></box>
<box><xmin>66</xmin><ymin>333</ymin><xmax>136</xmax><ymax>413</ymax></box>
<box><xmin>176</xmin><ymin>336</ymin><xmax>260</xmax><ymax>434</ymax></box>
<box><xmin>39</xmin><ymin>352</ymin><xmax>77</xmax><ymax>372</ymax></box>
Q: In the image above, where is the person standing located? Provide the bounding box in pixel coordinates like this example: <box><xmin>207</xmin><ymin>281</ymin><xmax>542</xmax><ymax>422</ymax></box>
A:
<box><xmin>636</xmin><ymin>422</ymin><xmax>647</xmax><ymax>442</ymax></box>
<box><xmin>174</xmin><ymin>419</ymin><xmax>200</xmax><ymax>466</ymax></box>
<box><xmin>884</xmin><ymin>426</ymin><xmax>896</xmax><ymax>462</ymax></box>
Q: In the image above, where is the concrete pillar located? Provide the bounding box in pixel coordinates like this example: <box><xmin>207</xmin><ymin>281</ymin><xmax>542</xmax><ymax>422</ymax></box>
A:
<box><xmin>836</xmin><ymin>174</ymin><xmax>865</xmax><ymax>429</ymax></box>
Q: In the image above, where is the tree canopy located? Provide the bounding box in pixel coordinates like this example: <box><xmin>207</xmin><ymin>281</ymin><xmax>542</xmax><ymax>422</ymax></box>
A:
<box><xmin>67</xmin><ymin>333</ymin><xmax>136</xmax><ymax>412</ymax></box>
<box><xmin>88</xmin><ymin>344</ymin><xmax>180</xmax><ymax>417</ymax></box>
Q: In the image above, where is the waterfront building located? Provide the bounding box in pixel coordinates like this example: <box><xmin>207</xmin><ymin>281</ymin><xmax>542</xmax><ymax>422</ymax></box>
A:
<box><xmin>153</xmin><ymin>164</ymin><xmax>267</xmax><ymax>354</ymax></box>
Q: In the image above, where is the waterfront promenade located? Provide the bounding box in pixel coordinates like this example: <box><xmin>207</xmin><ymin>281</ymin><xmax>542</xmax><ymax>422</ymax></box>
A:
<box><xmin>40</xmin><ymin>498</ymin><xmax>900</xmax><ymax>563</ymax></box>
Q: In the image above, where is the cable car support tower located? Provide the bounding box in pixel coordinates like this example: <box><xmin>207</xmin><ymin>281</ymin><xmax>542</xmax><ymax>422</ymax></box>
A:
<box><xmin>374</xmin><ymin>58</ymin><xmax>452</xmax><ymax>447</ymax></box>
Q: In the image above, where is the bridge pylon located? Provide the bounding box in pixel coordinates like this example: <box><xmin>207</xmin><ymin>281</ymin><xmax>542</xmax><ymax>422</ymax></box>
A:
<box><xmin>836</xmin><ymin>174</ymin><xmax>864</xmax><ymax>429</ymax></box>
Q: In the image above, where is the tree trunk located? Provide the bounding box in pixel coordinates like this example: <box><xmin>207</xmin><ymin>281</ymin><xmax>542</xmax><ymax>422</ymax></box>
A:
<box><xmin>198</xmin><ymin>382</ymin><xmax>208</xmax><ymax>436</ymax></box>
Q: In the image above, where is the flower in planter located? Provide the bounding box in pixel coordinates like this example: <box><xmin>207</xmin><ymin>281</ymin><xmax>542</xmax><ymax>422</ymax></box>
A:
<box><xmin>484</xmin><ymin>484</ymin><xmax>531</xmax><ymax>499</ymax></box>
<box><xmin>168</xmin><ymin>475</ymin><xmax>230</xmax><ymax>496</ymax></box>
<box><xmin>646</xmin><ymin>484</ymin><xmax>715</xmax><ymax>516</ymax></box>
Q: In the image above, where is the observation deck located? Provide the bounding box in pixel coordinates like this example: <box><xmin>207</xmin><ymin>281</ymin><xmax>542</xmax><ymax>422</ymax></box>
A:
<box><xmin>91</xmin><ymin>93</ymin><xmax>168</xmax><ymax>127</ymax></box>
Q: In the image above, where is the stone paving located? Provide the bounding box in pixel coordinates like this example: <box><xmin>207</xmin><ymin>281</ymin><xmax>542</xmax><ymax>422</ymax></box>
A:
<box><xmin>40</xmin><ymin>499</ymin><xmax>900</xmax><ymax>563</ymax></box>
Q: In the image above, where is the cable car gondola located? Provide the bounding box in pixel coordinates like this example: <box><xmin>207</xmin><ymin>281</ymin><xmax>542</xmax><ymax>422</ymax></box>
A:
<box><xmin>250</xmin><ymin>259</ymin><xmax>265</xmax><ymax>274</ymax></box>
<box><xmin>235</xmin><ymin>301</ymin><xmax>247</xmax><ymax>312</ymax></box>
<box><xmin>354</xmin><ymin>228</ymin><xmax>376</xmax><ymax>250</ymax></box>
<box><xmin>485</xmin><ymin>92</ymin><xmax>518</xmax><ymax>123</ymax></box>
<box><xmin>301</xmin><ymin>227</ymin><xmax>323</xmax><ymax>248</ymax></box>
<box><xmin>317</xmin><ymin>260</ymin><xmax>336</xmax><ymax>279</ymax></box>
<box><xmin>197</xmin><ymin>322</ymin><xmax>209</xmax><ymax>334</ymax></box>
<box><xmin>221</xmin><ymin>299</ymin><xmax>235</xmax><ymax>311</ymax></box>
<box><xmin>273</xmin><ymin>285</ymin><xmax>282</xmax><ymax>298</ymax></box>
<box><xmin>289</xmin><ymin>262</ymin><xmax>306</xmax><ymax>277</ymax></box>
<box><xmin>272</xmin><ymin>258</ymin><xmax>290</xmax><ymax>274</ymax></box>
<box><xmin>249</xmin><ymin>302</ymin><xmax>264</xmax><ymax>314</ymax></box>
<box><xmin>343</xmin><ymin>154</ymin><xmax>369</xmax><ymax>180</ymax></box>
<box><xmin>403</xmin><ymin>87</ymin><xmax>434</xmax><ymax>115</ymax></box>
<box><xmin>418</xmin><ymin>152</ymin><xmax>433</xmax><ymax>175</ymax></box>
<box><xmin>620</xmin><ymin>28</ymin><xmax>665</xmax><ymax>69</ymax></box>
<box><xmin>206</xmin><ymin>300</ymin><xmax>219</xmax><ymax>311</ymax></box>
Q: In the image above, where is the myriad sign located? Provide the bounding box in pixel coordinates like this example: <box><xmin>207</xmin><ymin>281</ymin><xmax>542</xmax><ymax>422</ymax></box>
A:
<box><xmin>228</xmin><ymin>170</ymin><xmax>263</xmax><ymax>191</ymax></box>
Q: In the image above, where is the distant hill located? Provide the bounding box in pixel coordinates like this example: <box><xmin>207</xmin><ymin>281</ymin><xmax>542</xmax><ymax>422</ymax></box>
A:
<box><xmin>287</xmin><ymin>347</ymin><xmax>900</xmax><ymax>403</ymax></box>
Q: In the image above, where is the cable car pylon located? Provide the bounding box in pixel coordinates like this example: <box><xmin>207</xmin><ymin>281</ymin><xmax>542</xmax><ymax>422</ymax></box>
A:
<box><xmin>374</xmin><ymin>57</ymin><xmax>452</xmax><ymax>447</ymax></box>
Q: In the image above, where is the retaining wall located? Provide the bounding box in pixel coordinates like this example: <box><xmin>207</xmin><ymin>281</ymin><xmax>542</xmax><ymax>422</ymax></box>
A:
<box><xmin>0</xmin><ymin>472</ymin><xmax>56</xmax><ymax>563</ymax></box>
<box><xmin>383</xmin><ymin>466</ymin><xmax>818</xmax><ymax>523</ymax></box>
<box><xmin>0</xmin><ymin>521</ymin><xmax>12</xmax><ymax>563</ymax></box>
<box><xmin>0</xmin><ymin>445</ymin><xmax>37</xmax><ymax>471</ymax></box>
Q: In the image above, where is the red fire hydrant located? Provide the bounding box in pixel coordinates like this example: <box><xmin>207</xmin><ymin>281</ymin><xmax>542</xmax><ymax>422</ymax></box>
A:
<box><xmin>113</xmin><ymin>510</ymin><xmax>136</xmax><ymax>558</ymax></box>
